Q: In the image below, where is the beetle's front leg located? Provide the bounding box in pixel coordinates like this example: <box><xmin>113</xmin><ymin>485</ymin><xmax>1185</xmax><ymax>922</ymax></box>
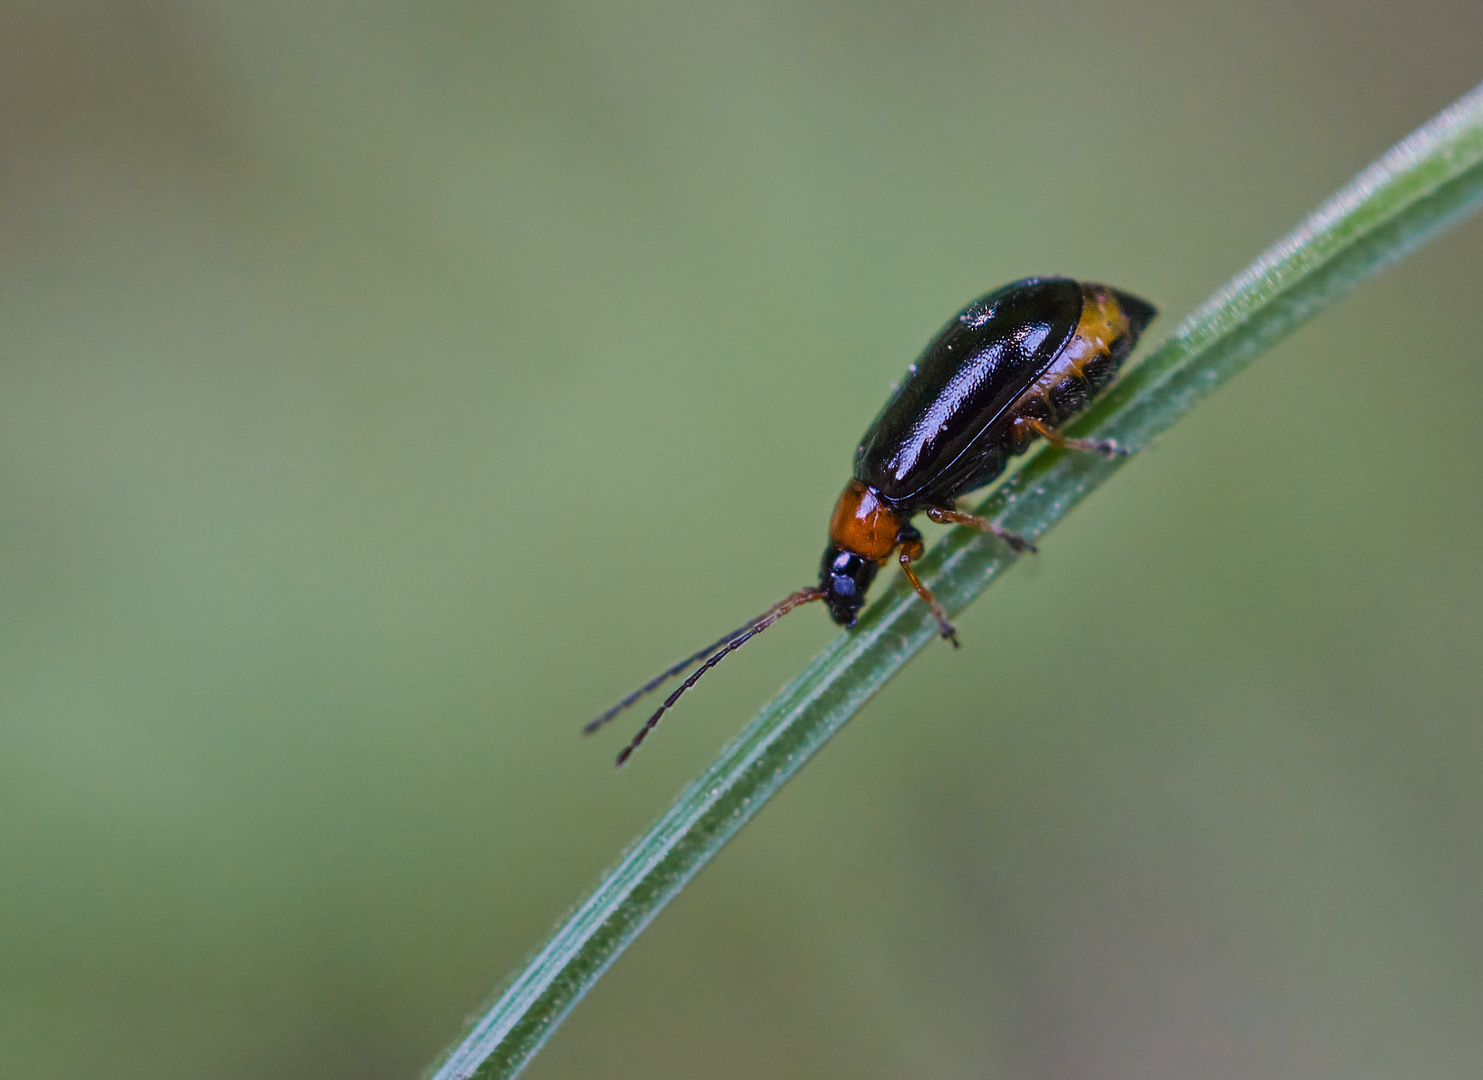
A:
<box><xmin>896</xmin><ymin>525</ymin><xmax>958</xmax><ymax>647</ymax></box>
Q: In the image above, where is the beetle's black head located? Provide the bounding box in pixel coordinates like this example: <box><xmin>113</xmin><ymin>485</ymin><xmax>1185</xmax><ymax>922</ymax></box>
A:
<box><xmin>819</xmin><ymin>545</ymin><xmax>879</xmax><ymax>627</ymax></box>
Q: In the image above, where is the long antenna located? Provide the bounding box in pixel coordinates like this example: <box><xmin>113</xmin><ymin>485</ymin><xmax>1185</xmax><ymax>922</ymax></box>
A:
<box><xmin>583</xmin><ymin>629</ymin><xmax>751</xmax><ymax>735</ymax></box>
<box><xmin>584</xmin><ymin>585</ymin><xmax>823</xmax><ymax>766</ymax></box>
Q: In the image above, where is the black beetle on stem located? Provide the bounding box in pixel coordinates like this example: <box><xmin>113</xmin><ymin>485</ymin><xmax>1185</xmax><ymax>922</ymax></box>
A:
<box><xmin>586</xmin><ymin>277</ymin><xmax>1157</xmax><ymax>765</ymax></box>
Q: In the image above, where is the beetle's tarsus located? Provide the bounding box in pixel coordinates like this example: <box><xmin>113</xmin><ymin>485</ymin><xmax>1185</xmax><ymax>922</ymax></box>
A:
<box><xmin>1001</xmin><ymin>531</ymin><xmax>1037</xmax><ymax>554</ymax></box>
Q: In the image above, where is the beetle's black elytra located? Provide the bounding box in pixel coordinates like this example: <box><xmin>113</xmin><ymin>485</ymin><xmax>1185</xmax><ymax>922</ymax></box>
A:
<box><xmin>589</xmin><ymin>277</ymin><xmax>1157</xmax><ymax>764</ymax></box>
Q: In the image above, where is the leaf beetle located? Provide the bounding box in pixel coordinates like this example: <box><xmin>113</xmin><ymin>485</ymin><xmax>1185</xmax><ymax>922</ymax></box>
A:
<box><xmin>588</xmin><ymin>277</ymin><xmax>1158</xmax><ymax>764</ymax></box>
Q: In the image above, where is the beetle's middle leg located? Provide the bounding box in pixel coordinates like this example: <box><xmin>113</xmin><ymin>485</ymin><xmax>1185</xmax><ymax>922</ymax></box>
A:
<box><xmin>896</xmin><ymin>526</ymin><xmax>958</xmax><ymax>647</ymax></box>
<box><xmin>926</xmin><ymin>507</ymin><xmax>1036</xmax><ymax>555</ymax></box>
<box><xmin>1017</xmin><ymin>416</ymin><xmax>1128</xmax><ymax>459</ymax></box>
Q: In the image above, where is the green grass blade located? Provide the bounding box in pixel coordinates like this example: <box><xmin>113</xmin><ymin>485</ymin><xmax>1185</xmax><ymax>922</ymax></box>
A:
<box><xmin>423</xmin><ymin>81</ymin><xmax>1483</xmax><ymax>1080</ymax></box>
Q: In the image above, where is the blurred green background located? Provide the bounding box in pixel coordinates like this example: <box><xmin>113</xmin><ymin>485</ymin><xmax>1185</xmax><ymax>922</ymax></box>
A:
<box><xmin>2</xmin><ymin>3</ymin><xmax>1481</xmax><ymax>1078</ymax></box>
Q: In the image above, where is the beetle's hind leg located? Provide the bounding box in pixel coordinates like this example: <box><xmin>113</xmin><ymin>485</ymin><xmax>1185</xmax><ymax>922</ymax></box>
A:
<box><xmin>896</xmin><ymin>527</ymin><xmax>959</xmax><ymax>647</ymax></box>
<box><xmin>926</xmin><ymin>506</ymin><xmax>1036</xmax><ymax>555</ymax></box>
<box><xmin>1017</xmin><ymin>416</ymin><xmax>1128</xmax><ymax>459</ymax></box>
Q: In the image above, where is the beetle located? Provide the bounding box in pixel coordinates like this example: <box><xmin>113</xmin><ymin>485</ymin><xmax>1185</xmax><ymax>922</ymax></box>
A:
<box><xmin>587</xmin><ymin>277</ymin><xmax>1158</xmax><ymax>764</ymax></box>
